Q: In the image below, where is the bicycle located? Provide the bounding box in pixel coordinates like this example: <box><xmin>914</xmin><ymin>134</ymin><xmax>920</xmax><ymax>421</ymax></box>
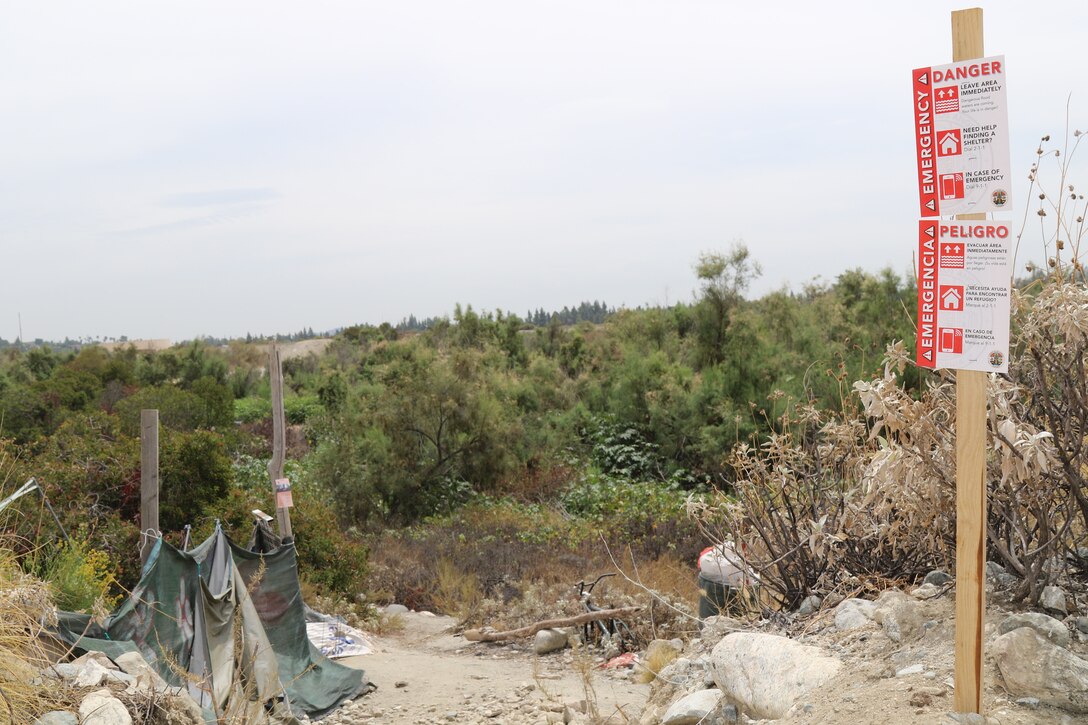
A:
<box><xmin>575</xmin><ymin>573</ymin><xmax>637</xmax><ymax>654</ymax></box>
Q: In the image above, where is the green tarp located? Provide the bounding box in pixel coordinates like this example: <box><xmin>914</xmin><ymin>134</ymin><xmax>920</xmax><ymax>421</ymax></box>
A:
<box><xmin>55</xmin><ymin>524</ymin><xmax>369</xmax><ymax>722</ymax></box>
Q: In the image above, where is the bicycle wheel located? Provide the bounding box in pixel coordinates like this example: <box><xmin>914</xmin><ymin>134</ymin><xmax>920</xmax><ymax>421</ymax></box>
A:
<box><xmin>609</xmin><ymin>617</ymin><xmax>637</xmax><ymax>653</ymax></box>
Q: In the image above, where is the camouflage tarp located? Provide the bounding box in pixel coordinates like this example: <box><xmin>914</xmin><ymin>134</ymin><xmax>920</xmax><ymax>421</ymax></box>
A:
<box><xmin>55</xmin><ymin>524</ymin><xmax>369</xmax><ymax>722</ymax></box>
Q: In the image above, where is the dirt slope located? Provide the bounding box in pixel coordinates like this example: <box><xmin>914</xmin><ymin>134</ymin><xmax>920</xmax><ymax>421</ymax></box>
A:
<box><xmin>335</xmin><ymin>611</ymin><xmax>646</xmax><ymax>724</ymax></box>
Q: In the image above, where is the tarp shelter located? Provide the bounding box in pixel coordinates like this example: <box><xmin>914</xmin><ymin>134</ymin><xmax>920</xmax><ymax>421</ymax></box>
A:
<box><xmin>54</xmin><ymin>523</ymin><xmax>370</xmax><ymax>723</ymax></box>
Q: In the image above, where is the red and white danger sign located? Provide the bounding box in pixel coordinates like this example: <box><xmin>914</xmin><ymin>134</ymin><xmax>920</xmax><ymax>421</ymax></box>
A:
<box><xmin>916</xmin><ymin>220</ymin><xmax>1010</xmax><ymax>373</ymax></box>
<box><xmin>913</xmin><ymin>56</ymin><xmax>1011</xmax><ymax>217</ymax></box>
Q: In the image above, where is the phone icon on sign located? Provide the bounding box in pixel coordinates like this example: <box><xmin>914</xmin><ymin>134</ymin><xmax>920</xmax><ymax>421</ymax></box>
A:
<box><xmin>939</xmin><ymin>327</ymin><xmax>963</xmax><ymax>354</ymax></box>
<box><xmin>939</xmin><ymin>173</ymin><xmax>965</xmax><ymax>200</ymax></box>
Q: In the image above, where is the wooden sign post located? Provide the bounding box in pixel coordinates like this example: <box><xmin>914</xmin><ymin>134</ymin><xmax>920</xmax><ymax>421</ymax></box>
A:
<box><xmin>951</xmin><ymin>7</ymin><xmax>987</xmax><ymax>716</ymax></box>
<box><xmin>139</xmin><ymin>408</ymin><xmax>160</xmax><ymax>564</ymax></box>
<box><xmin>268</xmin><ymin>344</ymin><xmax>294</xmax><ymax>539</ymax></box>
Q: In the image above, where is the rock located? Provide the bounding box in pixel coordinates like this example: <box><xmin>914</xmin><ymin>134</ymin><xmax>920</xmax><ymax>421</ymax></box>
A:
<box><xmin>1075</xmin><ymin>617</ymin><xmax>1088</xmax><ymax>635</ymax></box>
<box><xmin>948</xmin><ymin>714</ymin><xmax>987</xmax><ymax>725</ymax></box>
<box><xmin>873</xmin><ymin>591</ymin><xmax>924</xmax><ymax>643</ymax></box>
<box><xmin>908</xmin><ymin>692</ymin><xmax>931</xmax><ymax>707</ymax></box>
<box><xmin>384</xmin><ymin>604</ymin><xmax>409</xmax><ymax>615</ymax></box>
<box><xmin>910</xmin><ymin>583</ymin><xmax>943</xmax><ymax>600</ymax></box>
<box><xmin>895</xmin><ymin>664</ymin><xmax>924</xmax><ymax>677</ymax></box>
<box><xmin>1042</xmin><ymin>585</ymin><xmax>1069</xmax><ymax>615</ymax></box>
<box><xmin>49</xmin><ymin>655</ymin><xmax>134</xmax><ymax>689</ymax></box>
<box><xmin>661</xmin><ymin>689</ymin><xmax>736</xmax><ymax>724</ymax></box>
<box><xmin>1016</xmin><ymin>697</ymin><xmax>1041</xmax><ymax>708</ymax></box>
<box><xmin>833</xmin><ymin>598</ymin><xmax>876</xmax><ymax>631</ymax></box>
<box><xmin>635</xmin><ymin>639</ymin><xmax>683</xmax><ymax>683</ymax></box>
<box><xmin>710</xmin><ymin>632</ymin><xmax>840</xmax><ymax>719</ymax></box>
<box><xmin>160</xmin><ymin>692</ymin><xmax>205</xmax><ymax>725</ymax></box>
<box><xmin>78</xmin><ymin>689</ymin><xmax>132</xmax><ymax>725</ymax></box>
<box><xmin>997</xmin><ymin>613</ymin><xmax>1070</xmax><ymax>648</ymax></box>
<box><xmin>699</xmin><ymin>616</ymin><xmax>747</xmax><ymax>641</ymax></box>
<box><xmin>74</xmin><ymin>652</ymin><xmax>119</xmax><ymax>671</ymax></box>
<box><xmin>33</xmin><ymin>713</ymin><xmax>78</xmax><ymax>725</ymax></box>
<box><xmin>533</xmin><ymin>628</ymin><xmax>569</xmax><ymax>655</ymax></box>
<box><xmin>113</xmin><ymin>651</ymin><xmax>170</xmax><ymax>693</ymax></box>
<box><xmin>797</xmin><ymin>595</ymin><xmax>822</xmax><ymax>616</ymax></box>
<box><xmin>657</xmin><ymin>656</ymin><xmax>715</xmax><ymax>691</ymax></box>
<box><xmin>984</xmin><ymin>562</ymin><xmax>1020</xmax><ymax>588</ymax></box>
<box><xmin>991</xmin><ymin>627</ymin><xmax>1088</xmax><ymax>712</ymax></box>
<box><xmin>645</xmin><ymin>638</ymin><xmax>682</xmax><ymax>661</ymax></box>
<box><xmin>923</xmin><ymin>570</ymin><xmax>953</xmax><ymax>586</ymax></box>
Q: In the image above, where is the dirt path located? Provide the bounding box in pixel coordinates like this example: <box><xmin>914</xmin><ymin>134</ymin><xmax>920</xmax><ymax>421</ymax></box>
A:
<box><xmin>331</xmin><ymin>611</ymin><xmax>648</xmax><ymax>724</ymax></box>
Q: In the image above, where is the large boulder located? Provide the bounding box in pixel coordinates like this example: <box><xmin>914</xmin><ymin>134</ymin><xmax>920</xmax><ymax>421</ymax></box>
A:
<box><xmin>991</xmin><ymin>627</ymin><xmax>1088</xmax><ymax>712</ymax></box>
<box><xmin>709</xmin><ymin>632</ymin><xmax>840</xmax><ymax>719</ymax></box>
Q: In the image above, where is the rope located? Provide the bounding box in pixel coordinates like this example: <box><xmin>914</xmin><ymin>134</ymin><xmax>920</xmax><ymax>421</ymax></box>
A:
<box><xmin>138</xmin><ymin>528</ymin><xmax>163</xmax><ymax>558</ymax></box>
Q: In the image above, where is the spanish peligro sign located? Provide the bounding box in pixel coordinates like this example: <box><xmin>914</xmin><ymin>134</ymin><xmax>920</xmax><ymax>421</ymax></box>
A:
<box><xmin>916</xmin><ymin>219</ymin><xmax>1010</xmax><ymax>373</ymax></box>
<box><xmin>912</xmin><ymin>55</ymin><xmax>1011</xmax><ymax>217</ymax></box>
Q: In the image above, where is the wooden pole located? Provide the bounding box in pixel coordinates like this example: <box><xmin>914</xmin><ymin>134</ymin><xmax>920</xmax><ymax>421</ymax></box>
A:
<box><xmin>951</xmin><ymin>7</ymin><xmax>987</xmax><ymax>716</ymax></box>
<box><xmin>268</xmin><ymin>344</ymin><xmax>293</xmax><ymax>539</ymax></box>
<box><xmin>139</xmin><ymin>409</ymin><xmax>159</xmax><ymax>564</ymax></box>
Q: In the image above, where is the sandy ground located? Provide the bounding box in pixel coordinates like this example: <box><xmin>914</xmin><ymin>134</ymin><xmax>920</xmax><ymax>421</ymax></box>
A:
<box><xmin>335</xmin><ymin>611</ymin><xmax>647</xmax><ymax>724</ymax></box>
<box><xmin>325</xmin><ymin>596</ymin><xmax>1088</xmax><ymax>725</ymax></box>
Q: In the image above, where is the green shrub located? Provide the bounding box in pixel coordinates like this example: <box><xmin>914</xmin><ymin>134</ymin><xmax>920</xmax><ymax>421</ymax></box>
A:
<box><xmin>40</xmin><ymin>537</ymin><xmax>120</xmax><ymax>613</ymax></box>
<box><xmin>234</xmin><ymin>396</ymin><xmax>271</xmax><ymax>424</ymax></box>
<box><xmin>159</xmin><ymin>430</ymin><xmax>234</xmax><ymax>533</ymax></box>
<box><xmin>230</xmin><ymin>455</ymin><xmax>368</xmax><ymax>598</ymax></box>
<box><xmin>284</xmin><ymin>395</ymin><xmax>323</xmax><ymax>425</ymax></box>
<box><xmin>560</xmin><ymin>468</ymin><xmax>704</xmax><ymax>558</ymax></box>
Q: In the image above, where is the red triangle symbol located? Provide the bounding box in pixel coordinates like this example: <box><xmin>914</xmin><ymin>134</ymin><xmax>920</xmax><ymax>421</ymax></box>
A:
<box><xmin>917</xmin><ymin>71</ymin><xmax>929</xmax><ymax>86</ymax></box>
<box><xmin>925</xmin><ymin>199</ymin><xmax>936</xmax><ymax>211</ymax></box>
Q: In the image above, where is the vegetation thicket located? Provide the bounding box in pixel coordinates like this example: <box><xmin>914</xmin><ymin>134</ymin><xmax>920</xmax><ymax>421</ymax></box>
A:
<box><xmin>0</xmin><ymin>246</ymin><xmax>924</xmax><ymax>620</ymax></box>
<box><xmin>3</xmin><ymin>182</ymin><xmax>1086</xmax><ymax>627</ymax></box>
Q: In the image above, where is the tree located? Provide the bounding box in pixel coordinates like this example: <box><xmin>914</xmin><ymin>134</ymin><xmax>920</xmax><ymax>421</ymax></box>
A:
<box><xmin>693</xmin><ymin>243</ymin><xmax>761</xmax><ymax>367</ymax></box>
<box><xmin>312</xmin><ymin>344</ymin><xmax>520</xmax><ymax>523</ymax></box>
<box><xmin>159</xmin><ymin>430</ymin><xmax>233</xmax><ymax>533</ymax></box>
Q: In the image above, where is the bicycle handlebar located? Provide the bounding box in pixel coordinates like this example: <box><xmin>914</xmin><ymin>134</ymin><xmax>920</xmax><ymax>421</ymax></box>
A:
<box><xmin>576</xmin><ymin>572</ymin><xmax>616</xmax><ymax>598</ymax></box>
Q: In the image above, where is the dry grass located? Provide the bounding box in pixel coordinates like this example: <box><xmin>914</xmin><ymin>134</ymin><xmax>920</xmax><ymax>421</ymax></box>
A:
<box><xmin>364</xmin><ymin>499</ymin><xmax>703</xmax><ymax>647</ymax></box>
<box><xmin>370</xmin><ymin>611</ymin><xmax>406</xmax><ymax>636</ymax></box>
<box><xmin>0</xmin><ymin>549</ymin><xmax>68</xmax><ymax>724</ymax></box>
<box><xmin>434</xmin><ymin>558</ymin><xmax>483</xmax><ymax>622</ymax></box>
<box><xmin>633</xmin><ymin>644</ymin><xmax>679</xmax><ymax>685</ymax></box>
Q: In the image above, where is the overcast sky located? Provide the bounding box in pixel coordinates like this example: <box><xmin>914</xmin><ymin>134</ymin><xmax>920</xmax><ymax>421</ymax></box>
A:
<box><xmin>2</xmin><ymin>1</ymin><xmax>1084</xmax><ymax>342</ymax></box>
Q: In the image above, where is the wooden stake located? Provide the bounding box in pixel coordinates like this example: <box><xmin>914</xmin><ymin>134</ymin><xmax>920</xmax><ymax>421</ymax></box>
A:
<box><xmin>268</xmin><ymin>344</ymin><xmax>293</xmax><ymax>539</ymax></box>
<box><xmin>951</xmin><ymin>7</ymin><xmax>987</xmax><ymax>715</ymax></box>
<box><xmin>139</xmin><ymin>409</ymin><xmax>159</xmax><ymax>564</ymax></box>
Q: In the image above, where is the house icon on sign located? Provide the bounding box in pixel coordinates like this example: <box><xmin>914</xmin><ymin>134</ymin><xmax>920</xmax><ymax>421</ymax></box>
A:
<box><xmin>940</xmin><ymin>286</ymin><xmax>963</xmax><ymax>311</ymax></box>
<box><xmin>938</xmin><ymin>131</ymin><xmax>961</xmax><ymax>156</ymax></box>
